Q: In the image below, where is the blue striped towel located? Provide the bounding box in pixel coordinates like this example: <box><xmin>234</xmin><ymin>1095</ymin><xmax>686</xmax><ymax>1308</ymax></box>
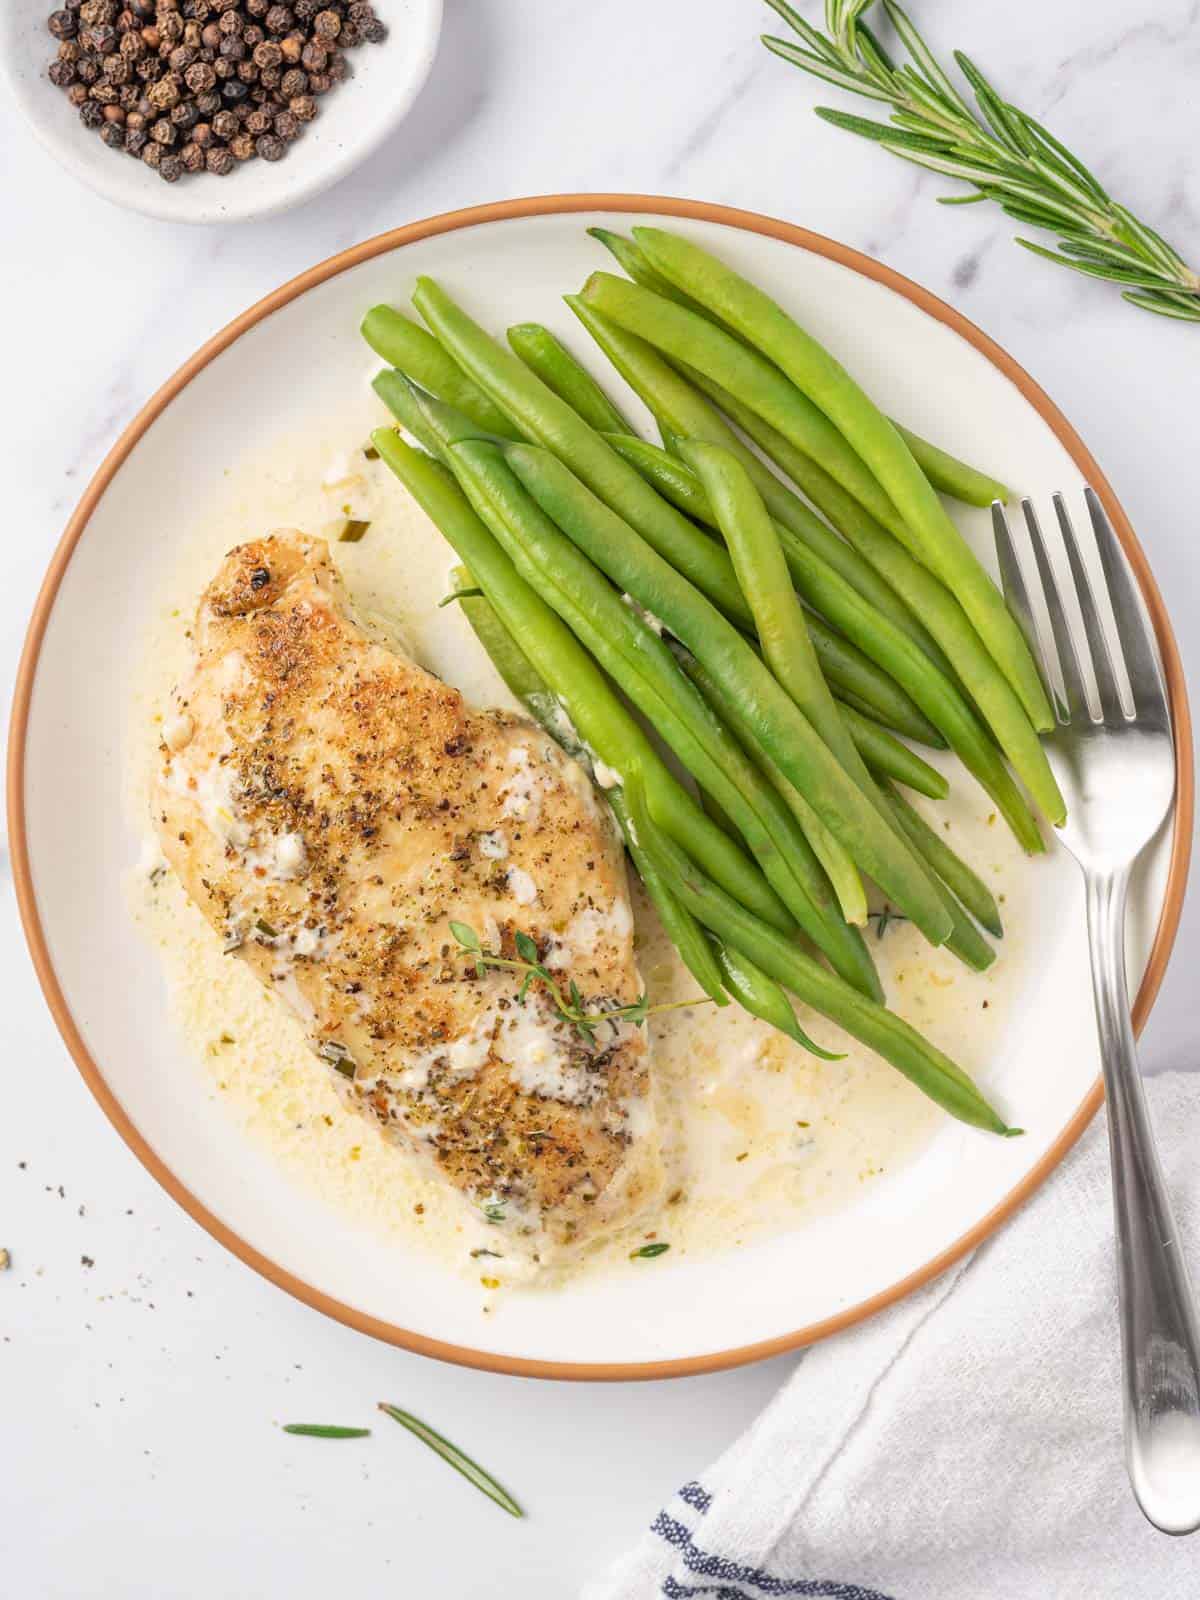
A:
<box><xmin>585</xmin><ymin>1073</ymin><xmax>1200</xmax><ymax>1600</ymax></box>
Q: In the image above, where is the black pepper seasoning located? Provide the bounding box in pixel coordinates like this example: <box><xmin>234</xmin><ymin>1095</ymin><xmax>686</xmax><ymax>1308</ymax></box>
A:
<box><xmin>45</xmin><ymin>0</ymin><xmax>387</xmax><ymax>182</ymax></box>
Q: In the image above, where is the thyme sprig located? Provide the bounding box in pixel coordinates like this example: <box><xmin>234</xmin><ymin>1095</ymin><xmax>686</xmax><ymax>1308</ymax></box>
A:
<box><xmin>448</xmin><ymin>921</ymin><xmax>711</xmax><ymax>1045</ymax></box>
<box><xmin>761</xmin><ymin>0</ymin><xmax>1200</xmax><ymax>323</ymax></box>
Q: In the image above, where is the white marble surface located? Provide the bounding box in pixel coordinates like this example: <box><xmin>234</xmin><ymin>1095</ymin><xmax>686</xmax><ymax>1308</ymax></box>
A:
<box><xmin>2</xmin><ymin>2</ymin><xmax>1198</xmax><ymax>1594</ymax></box>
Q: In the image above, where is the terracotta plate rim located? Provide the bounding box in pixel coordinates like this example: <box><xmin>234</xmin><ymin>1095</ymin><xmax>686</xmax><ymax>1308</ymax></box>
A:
<box><xmin>7</xmin><ymin>193</ymin><xmax>1194</xmax><ymax>1382</ymax></box>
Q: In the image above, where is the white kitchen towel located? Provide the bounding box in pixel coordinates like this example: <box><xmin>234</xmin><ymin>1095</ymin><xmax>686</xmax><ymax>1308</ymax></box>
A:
<box><xmin>587</xmin><ymin>1071</ymin><xmax>1200</xmax><ymax>1600</ymax></box>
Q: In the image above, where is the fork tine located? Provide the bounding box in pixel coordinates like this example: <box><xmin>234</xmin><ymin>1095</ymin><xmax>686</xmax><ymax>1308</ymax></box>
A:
<box><xmin>1053</xmin><ymin>494</ymin><xmax>1126</xmax><ymax>725</ymax></box>
<box><xmin>991</xmin><ymin>502</ymin><xmax>1055</xmax><ymax>703</ymax></box>
<box><xmin>1022</xmin><ymin>499</ymin><xmax>1089</xmax><ymax>725</ymax></box>
<box><xmin>1084</xmin><ymin>487</ymin><xmax>1170</xmax><ymax>730</ymax></box>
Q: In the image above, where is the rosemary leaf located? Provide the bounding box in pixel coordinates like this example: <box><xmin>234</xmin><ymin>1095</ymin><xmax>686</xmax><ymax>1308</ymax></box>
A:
<box><xmin>282</xmin><ymin>1424</ymin><xmax>371</xmax><ymax>1438</ymax></box>
<box><xmin>377</xmin><ymin>1404</ymin><xmax>524</xmax><ymax>1518</ymax></box>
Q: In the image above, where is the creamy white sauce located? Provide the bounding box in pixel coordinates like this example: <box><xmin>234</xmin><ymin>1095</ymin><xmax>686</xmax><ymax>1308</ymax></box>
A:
<box><xmin>125</xmin><ymin>419</ymin><xmax>1015</xmax><ymax>1294</ymax></box>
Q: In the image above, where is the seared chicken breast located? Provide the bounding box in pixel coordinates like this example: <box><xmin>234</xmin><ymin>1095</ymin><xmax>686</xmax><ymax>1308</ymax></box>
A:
<box><xmin>153</xmin><ymin>532</ymin><xmax>661</xmax><ymax>1259</ymax></box>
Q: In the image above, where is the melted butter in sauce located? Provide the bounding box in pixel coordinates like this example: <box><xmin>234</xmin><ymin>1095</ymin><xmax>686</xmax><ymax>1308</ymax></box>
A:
<box><xmin>126</xmin><ymin>414</ymin><xmax>1014</xmax><ymax>1293</ymax></box>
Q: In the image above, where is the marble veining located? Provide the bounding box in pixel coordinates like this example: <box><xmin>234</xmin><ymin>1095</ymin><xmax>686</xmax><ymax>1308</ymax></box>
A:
<box><xmin>2</xmin><ymin>3</ymin><xmax>1198</xmax><ymax>1596</ymax></box>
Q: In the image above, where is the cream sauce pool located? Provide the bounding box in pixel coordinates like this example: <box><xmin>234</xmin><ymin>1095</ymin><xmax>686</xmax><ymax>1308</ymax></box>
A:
<box><xmin>125</xmin><ymin>414</ymin><xmax>1014</xmax><ymax>1293</ymax></box>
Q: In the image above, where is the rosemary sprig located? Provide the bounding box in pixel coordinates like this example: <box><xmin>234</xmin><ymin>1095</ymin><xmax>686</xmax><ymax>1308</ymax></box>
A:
<box><xmin>448</xmin><ymin>921</ymin><xmax>711</xmax><ymax>1045</ymax></box>
<box><xmin>760</xmin><ymin>0</ymin><xmax>1200</xmax><ymax>323</ymax></box>
<box><xmin>378</xmin><ymin>1403</ymin><xmax>525</xmax><ymax>1519</ymax></box>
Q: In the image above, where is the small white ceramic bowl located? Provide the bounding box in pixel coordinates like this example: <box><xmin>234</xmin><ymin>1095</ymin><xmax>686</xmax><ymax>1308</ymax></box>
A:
<box><xmin>1</xmin><ymin>0</ymin><xmax>442</xmax><ymax>225</ymax></box>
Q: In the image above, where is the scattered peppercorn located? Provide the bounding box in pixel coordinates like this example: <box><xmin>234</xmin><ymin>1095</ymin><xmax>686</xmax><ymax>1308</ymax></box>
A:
<box><xmin>44</xmin><ymin>0</ymin><xmax>387</xmax><ymax>182</ymax></box>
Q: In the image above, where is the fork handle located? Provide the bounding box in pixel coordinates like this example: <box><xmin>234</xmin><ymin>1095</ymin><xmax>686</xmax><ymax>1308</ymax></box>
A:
<box><xmin>1087</xmin><ymin>867</ymin><xmax>1200</xmax><ymax>1535</ymax></box>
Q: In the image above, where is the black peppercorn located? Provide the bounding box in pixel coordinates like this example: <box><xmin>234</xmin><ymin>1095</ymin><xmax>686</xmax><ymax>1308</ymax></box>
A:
<box><xmin>48</xmin><ymin>59</ymin><xmax>78</xmax><ymax>85</ymax></box>
<box><xmin>48</xmin><ymin>10</ymin><xmax>79</xmax><ymax>39</ymax></box>
<box><xmin>100</xmin><ymin>118</ymin><xmax>125</xmax><ymax>147</ymax></box>
<box><xmin>255</xmin><ymin>131</ymin><xmax>285</xmax><ymax>160</ymax></box>
<box><xmin>306</xmin><ymin>70</ymin><xmax>330</xmax><ymax>93</ymax></box>
<box><xmin>159</xmin><ymin>151</ymin><xmax>184</xmax><ymax>181</ymax></box>
<box><xmin>264</xmin><ymin>4</ymin><xmax>293</xmax><ymax>30</ymax></box>
<box><xmin>219</xmin><ymin>34</ymin><xmax>246</xmax><ymax>59</ymax></box>
<box><xmin>299</xmin><ymin>40</ymin><xmax>325</xmax><ymax>70</ymax></box>
<box><xmin>287</xmin><ymin>91</ymin><xmax>315</xmax><ymax>120</ymax></box>
<box><xmin>180</xmin><ymin>139</ymin><xmax>204</xmax><ymax>171</ymax></box>
<box><xmin>67</xmin><ymin>81</ymin><xmax>90</xmax><ymax>104</ymax></box>
<box><xmin>279</xmin><ymin>32</ymin><xmax>302</xmax><ymax>62</ymax></box>
<box><xmin>124</xmin><ymin>125</ymin><xmax>148</xmax><ymax>152</ymax></box>
<box><xmin>205</xmin><ymin>144</ymin><xmax>235</xmax><ymax>174</ymax></box>
<box><xmin>102</xmin><ymin>100</ymin><xmax>126</xmax><ymax>120</ymax></box>
<box><xmin>79</xmin><ymin>96</ymin><xmax>105</xmax><ymax>126</ymax></box>
<box><xmin>272</xmin><ymin>107</ymin><xmax>299</xmax><ymax>139</ymax></box>
<box><xmin>221</xmin><ymin>76</ymin><xmax>248</xmax><ymax>101</ymax></box>
<box><xmin>76</xmin><ymin>53</ymin><xmax>101</xmax><ymax>82</ymax></box>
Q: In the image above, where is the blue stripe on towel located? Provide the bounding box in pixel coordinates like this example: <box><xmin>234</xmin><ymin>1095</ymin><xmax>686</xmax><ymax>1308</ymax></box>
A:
<box><xmin>652</xmin><ymin>1507</ymin><xmax>896</xmax><ymax>1600</ymax></box>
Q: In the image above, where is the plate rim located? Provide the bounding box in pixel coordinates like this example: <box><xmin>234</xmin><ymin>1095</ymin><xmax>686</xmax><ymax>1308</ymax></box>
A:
<box><xmin>8</xmin><ymin>192</ymin><xmax>1193</xmax><ymax>1381</ymax></box>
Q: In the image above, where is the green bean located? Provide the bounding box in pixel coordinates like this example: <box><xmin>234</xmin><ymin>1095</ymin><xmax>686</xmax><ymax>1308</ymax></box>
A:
<box><xmin>681</xmin><ymin>439</ymin><xmax>1042</xmax><ymax>854</ymax></box>
<box><xmin>410</xmin><ymin>278</ymin><xmax>755</xmax><ymax>626</ymax></box>
<box><xmin>587</xmin><ymin>226</ymin><xmax>710</xmax><ymax>313</ymax></box>
<box><xmin>806</xmin><ymin>616</ymin><xmax>944</xmax><ymax>747</ymax></box>
<box><xmin>877</xmin><ymin>789</ymin><xmax>996</xmax><ymax>972</ymax></box>
<box><xmin>609</xmin><ymin>791</ymin><xmax>729</xmax><ymax>1006</ymax></box>
<box><xmin>613</xmin><ymin>430</ymin><xmax>947</xmax><ymax>744</ymax></box>
<box><xmin>569</xmin><ymin>297</ymin><xmax>948</xmax><ymax>673</ymax></box>
<box><xmin>628</xmin><ymin>228</ymin><xmax>1054</xmax><ymax>730</ymax></box>
<box><xmin>836</xmin><ymin>701</ymin><xmax>949</xmax><ymax>800</ymax></box>
<box><xmin>589</xmin><ymin>229</ymin><xmax>1012</xmax><ymax>510</ymax></box>
<box><xmin>445</xmin><ymin>435</ymin><xmax>883</xmax><ymax>997</ymax></box>
<box><xmin>506</xmin><ymin>323</ymin><xmax>635</xmax><ymax>435</ymax></box>
<box><xmin>684</xmin><ymin>655</ymin><xmax>868</xmax><ymax>928</ymax></box>
<box><xmin>894</xmin><ymin>424</ymin><xmax>1010</xmax><ymax>508</ymax></box>
<box><xmin>362</xmin><ymin>306</ymin><xmax>522</xmax><ymax>440</ymax></box>
<box><xmin>679</xmin><ymin>440</ymin><xmax>862</xmax><ymax>774</ymax></box>
<box><xmin>679</xmin><ymin>438</ymin><xmax>925</xmax><ymax>914</ymax></box>
<box><xmin>501</xmin><ymin>438</ymin><xmax>952</xmax><ymax>948</ymax></box>
<box><xmin>711</xmin><ymin>937</ymin><xmax>843</xmax><ymax>1060</ymax></box>
<box><xmin>371</xmin><ymin>429</ymin><xmax>793</xmax><ymax>935</ymax></box>
<box><xmin>623</xmin><ymin>777</ymin><xmax>1018</xmax><ymax>1136</ymax></box>
<box><xmin>449</xmin><ymin>564</ymin><xmax>730</xmax><ymax>1006</ymax></box>
<box><xmin>693</xmin><ymin>381</ymin><xmax>1064</xmax><ymax>833</ymax></box>
<box><xmin>580</xmin><ymin>272</ymin><xmax>906</xmax><ymax>532</ymax></box>
<box><xmin>880</xmin><ymin>783</ymin><xmax>1003</xmax><ymax>938</ymax></box>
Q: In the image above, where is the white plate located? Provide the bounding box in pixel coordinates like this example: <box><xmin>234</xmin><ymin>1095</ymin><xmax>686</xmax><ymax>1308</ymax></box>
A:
<box><xmin>9</xmin><ymin>197</ymin><xmax>1192</xmax><ymax>1378</ymax></box>
<box><xmin>1</xmin><ymin>0</ymin><xmax>442</xmax><ymax>225</ymax></box>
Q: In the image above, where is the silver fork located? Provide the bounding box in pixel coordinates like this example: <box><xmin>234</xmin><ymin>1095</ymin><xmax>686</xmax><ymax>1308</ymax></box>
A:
<box><xmin>994</xmin><ymin>488</ymin><xmax>1199</xmax><ymax>1535</ymax></box>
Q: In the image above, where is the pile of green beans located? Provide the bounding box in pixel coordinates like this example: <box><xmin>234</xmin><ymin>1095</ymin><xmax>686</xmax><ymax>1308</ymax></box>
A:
<box><xmin>624</xmin><ymin>228</ymin><xmax>1053</xmax><ymax>731</ymax></box>
<box><xmin>356</xmin><ymin>230</ymin><xmax>1062</xmax><ymax>1137</ymax></box>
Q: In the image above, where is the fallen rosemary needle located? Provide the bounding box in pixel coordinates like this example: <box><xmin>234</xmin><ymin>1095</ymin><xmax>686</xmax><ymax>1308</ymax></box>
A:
<box><xmin>449</xmin><ymin>922</ymin><xmax>711</xmax><ymax>1045</ymax></box>
<box><xmin>282</xmin><ymin>1424</ymin><xmax>371</xmax><ymax>1439</ymax></box>
<box><xmin>760</xmin><ymin>0</ymin><xmax>1200</xmax><ymax>323</ymax></box>
<box><xmin>378</xmin><ymin>1403</ymin><xmax>525</xmax><ymax>1519</ymax></box>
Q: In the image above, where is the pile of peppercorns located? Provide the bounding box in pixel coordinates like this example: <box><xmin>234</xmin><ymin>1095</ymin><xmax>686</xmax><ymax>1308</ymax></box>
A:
<box><xmin>45</xmin><ymin>0</ymin><xmax>387</xmax><ymax>184</ymax></box>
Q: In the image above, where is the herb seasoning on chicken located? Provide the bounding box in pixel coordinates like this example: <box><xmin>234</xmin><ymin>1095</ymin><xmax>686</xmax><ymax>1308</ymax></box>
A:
<box><xmin>153</xmin><ymin>531</ymin><xmax>662</xmax><ymax>1258</ymax></box>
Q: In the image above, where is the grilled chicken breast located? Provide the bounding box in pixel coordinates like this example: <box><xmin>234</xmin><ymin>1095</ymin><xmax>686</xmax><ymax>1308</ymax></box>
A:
<box><xmin>153</xmin><ymin>531</ymin><xmax>661</xmax><ymax>1260</ymax></box>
